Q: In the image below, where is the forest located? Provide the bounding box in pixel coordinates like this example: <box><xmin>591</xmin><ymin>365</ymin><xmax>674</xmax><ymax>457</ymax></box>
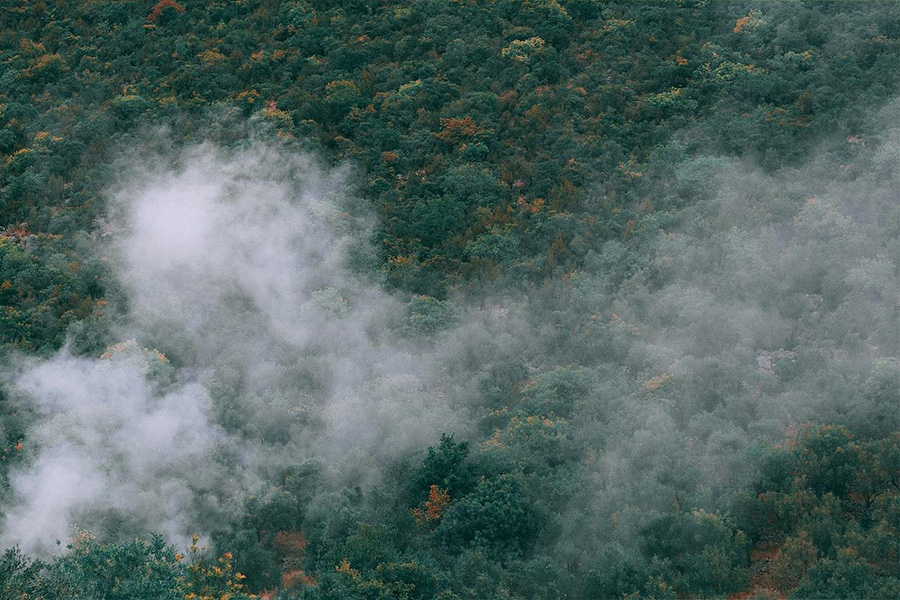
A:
<box><xmin>0</xmin><ymin>0</ymin><xmax>898</xmax><ymax>598</ymax></box>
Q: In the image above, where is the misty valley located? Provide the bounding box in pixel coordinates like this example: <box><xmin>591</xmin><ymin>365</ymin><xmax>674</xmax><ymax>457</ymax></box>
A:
<box><xmin>0</xmin><ymin>1</ymin><xmax>899</xmax><ymax>599</ymax></box>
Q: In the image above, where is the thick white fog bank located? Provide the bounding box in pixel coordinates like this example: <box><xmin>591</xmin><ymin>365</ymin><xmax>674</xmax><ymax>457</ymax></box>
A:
<box><xmin>0</xmin><ymin>140</ymin><xmax>469</xmax><ymax>553</ymax></box>
<box><xmin>1</xmin><ymin>350</ymin><xmax>221</xmax><ymax>552</ymax></box>
<box><xmin>116</xmin><ymin>145</ymin><xmax>363</xmax><ymax>346</ymax></box>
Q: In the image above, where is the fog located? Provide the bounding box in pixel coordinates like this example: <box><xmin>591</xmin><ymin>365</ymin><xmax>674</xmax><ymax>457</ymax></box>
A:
<box><xmin>1</xmin><ymin>138</ymin><xmax>474</xmax><ymax>552</ymax></box>
<box><xmin>1</xmin><ymin>104</ymin><xmax>896</xmax><ymax>571</ymax></box>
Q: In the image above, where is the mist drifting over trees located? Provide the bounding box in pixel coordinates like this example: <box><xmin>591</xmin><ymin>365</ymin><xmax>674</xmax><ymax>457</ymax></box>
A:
<box><xmin>0</xmin><ymin>1</ymin><xmax>898</xmax><ymax>599</ymax></box>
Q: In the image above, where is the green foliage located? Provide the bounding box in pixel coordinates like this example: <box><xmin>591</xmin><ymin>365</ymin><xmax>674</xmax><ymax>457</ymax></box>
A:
<box><xmin>313</xmin><ymin>556</ymin><xmax>441</xmax><ymax>600</ymax></box>
<box><xmin>1</xmin><ymin>1</ymin><xmax>899</xmax><ymax>598</ymax></box>
<box><xmin>738</xmin><ymin>428</ymin><xmax>900</xmax><ymax>597</ymax></box>
<box><xmin>0</xmin><ymin>238</ymin><xmax>95</xmax><ymax>352</ymax></box>
<box><xmin>39</xmin><ymin>533</ymin><xmax>183</xmax><ymax>600</ymax></box>
<box><xmin>436</xmin><ymin>474</ymin><xmax>538</xmax><ymax>557</ymax></box>
<box><xmin>641</xmin><ymin>510</ymin><xmax>750</xmax><ymax>596</ymax></box>
<box><xmin>401</xmin><ymin>296</ymin><xmax>460</xmax><ymax>337</ymax></box>
<box><xmin>4</xmin><ymin>533</ymin><xmax>257</xmax><ymax>600</ymax></box>
<box><xmin>0</xmin><ymin>546</ymin><xmax>44</xmax><ymax>599</ymax></box>
<box><xmin>465</xmin><ymin>226</ymin><xmax>522</xmax><ymax>268</ymax></box>
<box><xmin>411</xmin><ymin>434</ymin><xmax>478</xmax><ymax>500</ymax></box>
<box><xmin>789</xmin><ymin>552</ymin><xmax>900</xmax><ymax>600</ymax></box>
<box><xmin>2</xmin><ymin>0</ymin><xmax>895</xmax><ymax>304</ymax></box>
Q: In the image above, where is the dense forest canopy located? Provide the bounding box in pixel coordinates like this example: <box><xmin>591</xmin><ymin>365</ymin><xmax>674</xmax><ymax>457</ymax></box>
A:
<box><xmin>0</xmin><ymin>1</ymin><xmax>899</xmax><ymax>598</ymax></box>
